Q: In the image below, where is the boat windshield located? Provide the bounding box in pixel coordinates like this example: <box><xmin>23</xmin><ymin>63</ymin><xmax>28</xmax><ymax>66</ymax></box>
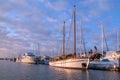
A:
<box><xmin>27</xmin><ymin>53</ymin><xmax>35</xmax><ymax>57</ymax></box>
<box><xmin>102</xmin><ymin>59</ymin><xmax>110</xmax><ymax>62</ymax></box>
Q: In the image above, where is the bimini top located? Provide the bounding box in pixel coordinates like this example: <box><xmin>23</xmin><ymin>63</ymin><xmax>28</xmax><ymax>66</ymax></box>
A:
<box><xmin>24</xmin><ymin>52</ymin><xmax>35</xmax><ymax>57</ymax></box>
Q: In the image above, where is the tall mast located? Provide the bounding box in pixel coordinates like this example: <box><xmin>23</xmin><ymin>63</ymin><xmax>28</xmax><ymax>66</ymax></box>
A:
<box><xmin>37</xmin><ymin>43</ymin><xmax>40</xmax><ymax>56</ymax></box>
<box><xmin>62</xmin><ymin>21</ymin><xmax>65</xmax><ymax>56</ymax></box>
<box><xmin>80</xmin><ymin>21</ymin><xmax>86</xmax><ymax>56</ymax></box>
<box><xmin>103</xmin><ymin>27</ymin><xmax>109</xmax><ymax>51</ymax></box>
<box><xmin>101</xmin><ymin>25</ymin><xmax>104</xmax><ymax>56</ymax></box>
<box><xmin>73</xmin><ymin>5</ymin><xmax>76</xmax><ymax>57</ymax></box>
<box><xmin>80</xmin><ymin>21</ymin><xmax>82</xmax><ymax>56</ymax></box>
<box><xmin>117</xmin><ymin>30</ymin><xmax>120</xmax><ymax>51</ymax></box>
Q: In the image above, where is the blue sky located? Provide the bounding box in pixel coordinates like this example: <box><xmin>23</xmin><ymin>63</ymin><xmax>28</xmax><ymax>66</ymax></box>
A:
<box><xmin>0</xmin><ymin>0</ymin><xmax>120</xmax><ymax>57</ymax></box>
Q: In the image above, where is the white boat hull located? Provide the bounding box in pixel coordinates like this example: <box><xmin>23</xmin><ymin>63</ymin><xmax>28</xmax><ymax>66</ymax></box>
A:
<box><xmin>20</xmin><ymin>57</ymin><xmax>36</xmax><ymax>64</ymax></box>
<box><xmin>89</xmin><ymin>61</ymin><xmax>117</xmax><ymax>70</ymax></box>
<box><xmin>49</xmin><ymin>58</ymin><xmax>89</xmax><ymax>69</ymax></box>
<box><xmin>19</xmin><ymin>52</ymin><xmax>37</xmax><ymax>64</ymax></box>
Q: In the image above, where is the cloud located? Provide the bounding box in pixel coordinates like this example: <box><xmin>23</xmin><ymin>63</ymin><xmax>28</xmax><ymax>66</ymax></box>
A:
<box><xmin>39</xmin><ymin>0</ymin><xmax>69</xmax><ymax>11</ymax></box>
<box><xmin>78</xmin><ymin>0</ymin><xmax>111</xmax><ymax>23</ymax></box>
<box><xmin>0</xmin><ymin>0</ymin><xmax>119</xmax><ymax>57</ymax></box>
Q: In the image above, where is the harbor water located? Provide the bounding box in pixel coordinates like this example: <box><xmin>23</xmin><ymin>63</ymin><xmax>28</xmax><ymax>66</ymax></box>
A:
<box><xmin>0</xmin><ymin>60</ymin><xmax>120</xmax><ymax>80</ymax></box>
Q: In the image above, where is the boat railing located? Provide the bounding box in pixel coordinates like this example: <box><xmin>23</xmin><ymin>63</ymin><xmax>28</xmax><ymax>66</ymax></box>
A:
<box><xmin>90</xmin><ymin>59</ymin><xmax>100</xmax><ymax>62</ymax></box>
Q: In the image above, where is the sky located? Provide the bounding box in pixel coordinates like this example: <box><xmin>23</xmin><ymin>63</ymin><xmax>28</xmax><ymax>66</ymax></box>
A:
<box><xmin>0</xmin><ymin>0</ymin><xmax>120</xmax><ymax>57</ymax></box>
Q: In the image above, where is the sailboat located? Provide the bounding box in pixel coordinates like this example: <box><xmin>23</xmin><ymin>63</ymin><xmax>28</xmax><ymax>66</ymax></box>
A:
<box><xmin>88</xmin><ymin>25</ymin><xmax>120</xmax><ymax>71</ymax></box>
<box><xmin>49</xmin><ymin>6</ymin><xmax>89</xmax><ymax>69</ymax></box>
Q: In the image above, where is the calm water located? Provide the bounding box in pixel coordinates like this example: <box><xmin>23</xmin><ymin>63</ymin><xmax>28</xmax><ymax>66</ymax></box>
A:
<box><xmin>0</xmin><ymin>60</ymin><xmax>120</xmax><ymax>80</ymax></box>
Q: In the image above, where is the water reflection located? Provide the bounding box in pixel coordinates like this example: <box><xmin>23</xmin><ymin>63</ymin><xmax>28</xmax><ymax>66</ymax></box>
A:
<box><xmin>0</xmin><ymin>61</ymin><xmax>120</xmax><ymax>80</ymax></box>
<box><xmin>49</xmin><ymin>67</ymin><xmax>90</xmax><ymax>80</ymax></box>
<box><xmin>50</xmin><ymin>67</ymin><xmax>120</xmax><ymax>80</ymax></box>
